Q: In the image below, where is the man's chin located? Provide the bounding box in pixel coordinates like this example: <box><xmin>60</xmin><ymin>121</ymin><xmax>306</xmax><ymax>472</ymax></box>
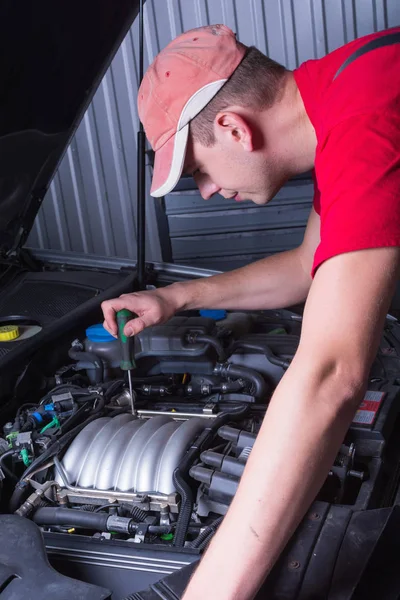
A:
<box><xmin>250</xmin><ymin>196</ymin><xmax>271</xmax><ymax>206</ymax></box>
<box><xmin>232</xmin><ymin>192</ymin><xmax>272</xmax><ymax>205</ymax></box>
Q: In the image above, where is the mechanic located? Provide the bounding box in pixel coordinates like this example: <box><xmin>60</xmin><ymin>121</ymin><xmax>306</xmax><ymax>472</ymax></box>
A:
<box><xmin>102</xmin><ymin>24</ymin><xmax>400</xmax><ymax>600</ymax></box>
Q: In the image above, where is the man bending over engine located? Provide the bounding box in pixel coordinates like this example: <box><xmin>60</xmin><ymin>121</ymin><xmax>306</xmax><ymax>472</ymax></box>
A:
<box><xmin>102</xmin><ymin>24</ymin><xmax>400</xmax><ymax>600</ymax></box>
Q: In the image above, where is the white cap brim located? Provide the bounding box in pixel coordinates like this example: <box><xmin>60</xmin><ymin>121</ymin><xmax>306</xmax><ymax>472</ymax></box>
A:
<box><xmin>150</xmin><ymin>126</ymin><xmax>189</xmax><ymax>198</ymax></box>
<box><xmin>150</xmin><ymin>79</ymin><xmax>228</xmax><ymax>198</ymax></box>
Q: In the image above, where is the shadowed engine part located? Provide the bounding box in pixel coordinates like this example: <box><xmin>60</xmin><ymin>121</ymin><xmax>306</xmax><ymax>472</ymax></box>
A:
<box><xmin>56</xmin><ymin>413</ymin><xmax>206</xmax><ymax>496</ymax></box>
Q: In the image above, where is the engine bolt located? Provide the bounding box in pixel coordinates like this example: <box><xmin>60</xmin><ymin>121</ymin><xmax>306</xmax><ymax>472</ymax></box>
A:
<box><xmin>309</xmin><ymin>512</ymin><xmax>320</xmax><ymax>520</ymax></box>
<box><xmin>289</xmin><ymin>560</ymin><xmax>301</xmax><ymax>570</ymax></box>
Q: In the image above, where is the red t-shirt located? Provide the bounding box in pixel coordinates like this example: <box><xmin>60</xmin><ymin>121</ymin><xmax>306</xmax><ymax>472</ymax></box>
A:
<box><xmin>293</xmin><ymin>27</ymin><xmax>400</xmax><ymax>277</ymax></box>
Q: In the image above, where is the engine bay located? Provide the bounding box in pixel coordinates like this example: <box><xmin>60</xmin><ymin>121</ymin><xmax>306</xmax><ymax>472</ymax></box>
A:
<box><xmin>1</xmin><ymin>307</ymin><xmax>400</xmax><ymax>596</ymax></box>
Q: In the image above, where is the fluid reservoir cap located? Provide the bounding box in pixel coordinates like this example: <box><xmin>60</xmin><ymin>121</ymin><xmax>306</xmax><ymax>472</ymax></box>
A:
<box><xmin>0</xmin><ymin>325</ymin><xmax>20</xmax><ymax>341</ymax></box>
<box><xmin>199</xmin><ymin>309</ymin><xmax>227</xmax><ymax>321</ymax></box>
<box><xmin>86</xmin><ymin>323</ymin><xmax>116</xmax><ymax>343</ymax></box>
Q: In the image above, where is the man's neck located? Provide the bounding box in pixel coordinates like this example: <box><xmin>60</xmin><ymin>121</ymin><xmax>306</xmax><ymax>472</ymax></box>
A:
<box><xmin>260</xmin><ymin>71</ymin><xmax>317</xmax><ymax>177</ymax></box>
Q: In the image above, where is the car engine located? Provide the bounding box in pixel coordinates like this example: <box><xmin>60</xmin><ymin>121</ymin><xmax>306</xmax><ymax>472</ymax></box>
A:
<box><xmin>1</xmin><ymin>308</ymin><xmax>400</xmax><ymax>555</ymax></box>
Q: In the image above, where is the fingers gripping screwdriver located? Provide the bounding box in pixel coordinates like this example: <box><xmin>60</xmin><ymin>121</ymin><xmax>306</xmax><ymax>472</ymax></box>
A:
<box><xmin>116</xmin><ymin>309</ymin><xmax>136</xmax><ymax>415</ymax></box>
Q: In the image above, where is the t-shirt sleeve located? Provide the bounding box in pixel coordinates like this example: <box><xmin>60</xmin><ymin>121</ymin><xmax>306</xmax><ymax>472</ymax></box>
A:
<box><xmin>312</xmin><ymin>113</ymin><xmax>400</xmax><ymax>277</ymax></box>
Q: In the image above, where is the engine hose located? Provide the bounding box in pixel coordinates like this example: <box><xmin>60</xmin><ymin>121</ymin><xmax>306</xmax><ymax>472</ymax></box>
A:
<box><xmin>197</xmin><ymin>527</ymin><xmax>221</xmax><ymax>550</ymax></box>
<box><xmin>32</xmin><ymin>507</ymin><xmax>172</xmax><ymax>536</ymax></box>
<box><xmin>103</xmin><ymin>379</ymin><xmax>125</xmax><ymax>400</ymax></box>
<box><xmin>172</xmin><ymin>469</ymin><xmax>193</xmax><ymax>548</ymax></box>
<box><xmin>214</xmin><ymin>362</ymin><xmax>269</xmax><ymax>400</ymax></box>
<box><xmin>190</xmin><ymin>516</ymin><xmax>224</xmax><ymax>549</ymax></box>
<box><xmin>128</xmin><ymin>505</ymin><xmax>149</xmax><ymax>522</ymax></box>
<box><xmin>33</xmin><ymin>507</ymin><xmax>109</xmax><ymax>530</ymax></box>
<box><xmin>77</xmin><ymin>504</ymin><xmax>98</xmax><ymax>512</ymax></box>
<box><xmin>8</xmin><ymin>481</ymin><xmax>29</xmax><ymax>513</ymax></box>
<box><xmin>57</xmin><ymin>403</ymin><xmax>89</xmax><ymax>436</ymax></box>
<box><xmin>230</xmin><ymin>341</ymin><xmax>291</xmax><ymax>370</ymax></box>
<box><xmin>173</xmin><ymin>404</ymin><xmax>249</xmax><ymax>548</ymax></box>
<box><xmin>68</xmin><ymin>348</ymin><xmax>104</xmax><ymax>384</ymax></box>
<box><xmin>88</xmin><ymin>394</ymin><xmax>105</xmax><ymax>413</ymax></box>
<box><xmin>54</xmin><ymin>395</ymin><xmax>104</xmax><ymax>438</ymax></box>
<box><xmin>186</xmin><ymin>333</ymin><xmax>226</xmax><ymax>362</ymax></box>
<box><xmin>37</xmin><ymin>498</ymin><xmax>52</xmax><ymax>508</ymax></box>
<box><xmin>74</xmin><ymin>393</ymin><xmax>105</xmax><ymax>408</ymax></box>
<box><xmin>0</xmin><ymin>449</ymin><xmax>18</xmax><ymax>482</ymax></box>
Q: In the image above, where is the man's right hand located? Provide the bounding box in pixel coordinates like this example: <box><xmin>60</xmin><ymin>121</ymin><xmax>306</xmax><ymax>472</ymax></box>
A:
<box><xmin>101</xmin><ymin>288</ymin><xmax>179</xmax><ymax>337</ymax></box>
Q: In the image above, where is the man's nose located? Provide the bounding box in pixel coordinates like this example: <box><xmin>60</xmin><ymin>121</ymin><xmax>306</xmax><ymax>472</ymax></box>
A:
<box><xmin>195</xmin><ymin>174</ymin><xmax>220</xmax><ymax>200</ymax></box>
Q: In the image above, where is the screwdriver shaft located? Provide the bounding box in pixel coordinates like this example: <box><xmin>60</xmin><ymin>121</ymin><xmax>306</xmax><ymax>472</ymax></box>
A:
<box><xmin>127</xmin><ymin>370</ymin><xmax>135</xmax><ymax>415</ymax></box>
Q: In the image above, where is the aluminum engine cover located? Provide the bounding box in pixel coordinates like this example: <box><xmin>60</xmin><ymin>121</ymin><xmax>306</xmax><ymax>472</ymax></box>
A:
<box><xmin>57</xmin><ymin>414</ymin><xmax>206</xmax><ymax>495</ymax></box>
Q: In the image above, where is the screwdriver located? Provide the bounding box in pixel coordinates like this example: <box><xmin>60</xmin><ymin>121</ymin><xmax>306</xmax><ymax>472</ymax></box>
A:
<box><xmin>116</xmin><ymin>309</ymin><xmax>136</xmax><ymax>415</ymax></box>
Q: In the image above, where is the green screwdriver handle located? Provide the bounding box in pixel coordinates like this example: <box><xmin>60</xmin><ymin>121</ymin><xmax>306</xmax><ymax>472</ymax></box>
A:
<box><xmin>116</xmin><ymin>309</ymin><xmax>136</xmax><ymax>370</ymax></box>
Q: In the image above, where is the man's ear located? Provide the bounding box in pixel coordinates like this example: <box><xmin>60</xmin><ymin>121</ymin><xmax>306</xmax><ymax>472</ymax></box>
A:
<box><xmin>214</xmin><ymin>111</ymin><xmax>254</xmax><ymax>152</ymax></box>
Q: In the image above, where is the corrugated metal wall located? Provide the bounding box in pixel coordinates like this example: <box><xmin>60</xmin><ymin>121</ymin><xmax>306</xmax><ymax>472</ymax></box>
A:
<box><xmin>27</xmin><ymin>0</ymin><xmax>400</xmax><ymax>271</ymax></box>
<box><xmin>27</xmin><ymin>12</ymin><xmax>163</xmax><ymax>264</ymax></box>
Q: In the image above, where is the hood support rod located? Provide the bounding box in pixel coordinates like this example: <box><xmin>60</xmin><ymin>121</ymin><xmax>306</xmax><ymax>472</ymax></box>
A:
<box><xmin>137</xmin><ymin>0</ymin><xmax>146</xmax><ymax>289</ymax></box>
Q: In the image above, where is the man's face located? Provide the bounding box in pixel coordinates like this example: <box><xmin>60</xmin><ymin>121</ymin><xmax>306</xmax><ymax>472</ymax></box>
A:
<box><xmin>184</xmin><ymin>133</ymin><xmax>288</xmax><ymax>206</ymax></box>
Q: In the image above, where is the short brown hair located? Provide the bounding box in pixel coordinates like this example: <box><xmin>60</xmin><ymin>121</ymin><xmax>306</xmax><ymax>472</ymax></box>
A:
<box><xmin>190</xmin><ymin>46</ymin><xmax>286</xmax><ymax>147</ymax></box>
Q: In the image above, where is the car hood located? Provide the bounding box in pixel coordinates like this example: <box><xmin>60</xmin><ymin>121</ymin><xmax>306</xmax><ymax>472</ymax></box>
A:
<box><xmin>0</xmin><ymin>0</ymin><xmax>140</xmax><ymax>257</ymax></box>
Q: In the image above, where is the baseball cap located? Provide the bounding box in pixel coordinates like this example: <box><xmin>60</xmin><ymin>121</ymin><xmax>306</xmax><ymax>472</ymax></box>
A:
<box><xmin>138</xmin><ymin>24</ymin><xmax>247</xmax><ymax>198</ymax></box>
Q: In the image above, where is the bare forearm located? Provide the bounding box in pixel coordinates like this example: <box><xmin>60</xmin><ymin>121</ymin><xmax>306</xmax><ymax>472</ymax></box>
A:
<box><xmin>163</xmin><ymin>247</ymin><xmax>311</xmax><ymax>312</ymax></box>
<box><xmin>183</xmin><ymin>358</ymin><xmax>364</xmax><ymax>600</ymax></box>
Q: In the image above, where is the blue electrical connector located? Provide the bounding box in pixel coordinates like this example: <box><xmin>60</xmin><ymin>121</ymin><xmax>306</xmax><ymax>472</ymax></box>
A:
<box><xmin>199</xmin><ymin>309</ymin><xmax>227</xmax><ymax>321</ymax></box>
<box><xmin>31</xmin><ymin>412</ymin><xmax>43</xmax><ymax>424</ymax></box>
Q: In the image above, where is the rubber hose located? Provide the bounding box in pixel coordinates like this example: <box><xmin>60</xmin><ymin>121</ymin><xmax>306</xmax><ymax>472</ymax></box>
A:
<box><xmin>77</xmin><ymin>504</ymin><xmax>97</xmax><ymax>512</ymax></box>
<box><xmin>230</xmin><ymin>341</ymin><xmax>291</xmax><ymax>370</ymax></box>
<box><xmin>58</xmin><ymin>395</ymin><xmax>105</xmax><ymax>437</ymax></box>
<box><xmin>90</xmin><ymin>394</ymin><xmax>105</xmax><ymax>413</ymax></box>
<box><xmin>74</xmin><ymin>393</ymin><xmax>104</xmax><ymax>407</ymax></box>
<box><xmin>173</xmin><ymin>404</ymin><xmax>249</xmax><ymax>548</ymax></box>
<box><xmin>172</xmin><ymin>468</ymin><xmax>193</xmax><ymax>548</ymax></box>
<box><xmin>0</xmin><ymin>449</ymin><xmax>18</xmax><ymax>482</ymax></box>
<box><xmin>57</xmin><ymin>396</ymin><xmax>103</xmax><ymax>437</ymax></box>
<box><xmin>37</xmin><ymin>498</ymin><xmax>52</xmax><ymax>508</ymax></box>
<box><xmin>197</xmin><ymin>527</ymin><xmax>221</xmax><ymax>550</ymax></box>
<box><xmin>119</xmin><ymin>503</ymin><xmax>148</xmax><ymax>522</ymax></box>
<box><xmin>9</xmin><ymin>480</ymin><xmax>30</xmax><ymax>513</ymax></box>
<box><xmin>187</xmin><ymin>333</ymin><xmax>226</xmax><ymax>362</ymax></box>
<box><xmin>190</xmin><ymin>516</ymin><xmax>224</xmax><ymax>549</ymax></box>
<box><xmin>33</xmin><ymin>507</ymin><xmax>109</xmax><ymax>530</ymax></box>
<box><xmin>215</xmin><ymin>362</ymin><xmax>269</xmax><ymax>400</ymax></box>
<box><xmin>103</xmin><ymin>379</ymin><xmax>124</xmax><ymax>400</ymax></box>
<box><xmin>129</xmin><ymin>505</ymin><xmax>149</xmax><ymax>522</ymax></box>
<box><xmin>68</xmin><ymin>348</ymin><xmax>104</xmax><ymax>384</ymax></box>
<box><xmin>57</xmin><ymin>403</ymin><xmax>88</xmax><ymax>435</ymax></box>
<box><xmin>146</xmin><ymin>526</ymin><xmax>173</xmax><ymax>535</ymax></box>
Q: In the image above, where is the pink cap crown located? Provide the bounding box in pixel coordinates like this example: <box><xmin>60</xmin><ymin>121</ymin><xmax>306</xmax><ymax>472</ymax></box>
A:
<box><xmin>138</xmin><ymin>25</ymin><xmax>246</xmax><ymax>197</ymax></box>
